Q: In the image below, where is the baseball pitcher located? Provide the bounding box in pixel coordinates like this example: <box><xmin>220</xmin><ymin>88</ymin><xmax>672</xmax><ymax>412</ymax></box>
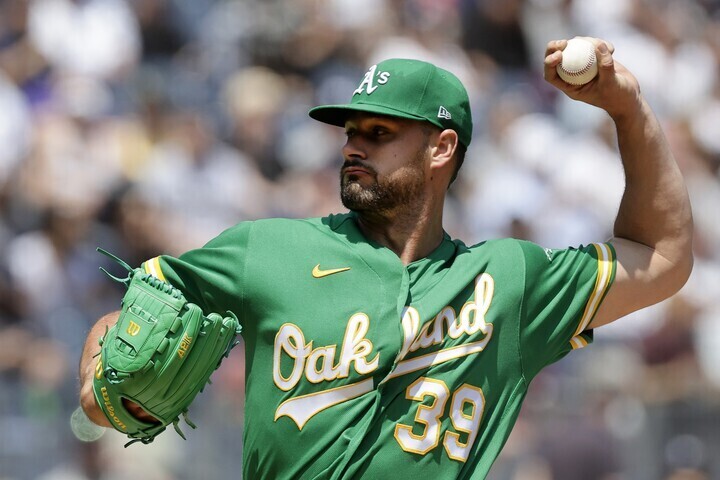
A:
<box><xmin>79</xmin><ymin>38</ymin><xmax>693</xmax><ymax>479</ymax></box>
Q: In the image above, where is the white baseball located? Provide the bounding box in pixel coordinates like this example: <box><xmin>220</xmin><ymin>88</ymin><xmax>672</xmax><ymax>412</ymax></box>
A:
<box><xmin>556</xmin><ymin>38</ymin><xmax>598</xmax><ymax>86</ymax></box>
<box><xmin>70</xmin><ymin>406</ymin><xmax>106</xmax><ymax>442</ymax></box>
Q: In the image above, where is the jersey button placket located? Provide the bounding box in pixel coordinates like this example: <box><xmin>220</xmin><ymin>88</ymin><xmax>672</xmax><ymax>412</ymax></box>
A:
<box><xmin>377</xmin><ymin>267</ymin><xmax>412</xmax><ymax>395</ymax></box>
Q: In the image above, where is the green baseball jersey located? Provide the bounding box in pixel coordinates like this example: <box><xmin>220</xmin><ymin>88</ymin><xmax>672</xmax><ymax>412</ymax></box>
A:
<box><xmin>141</xmin><ymin>212</ymin><xmax>615</xmax><ymax>479</ymax></box>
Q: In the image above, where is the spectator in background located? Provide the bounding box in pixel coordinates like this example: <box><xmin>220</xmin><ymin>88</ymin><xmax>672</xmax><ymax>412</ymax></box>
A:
<box><xmin>27</xmin><ymin>0</ymin><xmax>140</xmax><ymax>80</ymax></box>
<box><xmin>461</xmin><ymin>0</ymin><xmax>531</xmax><ymax>70</ymax></box>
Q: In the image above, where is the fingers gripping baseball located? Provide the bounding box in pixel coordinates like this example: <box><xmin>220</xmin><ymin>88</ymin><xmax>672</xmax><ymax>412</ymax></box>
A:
<box><xmin>544</xmin><ymin>37</ymin><xmax>641</xmax><ymax>119</ymax></box>
<box><xmin>544</xmin><ymin>37</ymin><xmax>613</xmax><ymax>85</ymax></box>
<box><xmin>596</xmin><ymin>41</ymin><xmax>615</xmax><ymax>71</ymax></box>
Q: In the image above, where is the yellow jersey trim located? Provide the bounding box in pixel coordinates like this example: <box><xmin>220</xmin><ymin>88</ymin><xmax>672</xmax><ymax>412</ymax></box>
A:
<box><xmin>570</xmin><ymin>243</ymin><xmax>614</xmax><ymax>346</ymax></box>
<box><xmin>143</xmin><ymin>256</ymin><xmax>166</xmax><ymax>282</ymax></box>
<box><xmin>570</xmin><ymin>334</ymin><xmax>589</xmax><ymax>350</ymax></box>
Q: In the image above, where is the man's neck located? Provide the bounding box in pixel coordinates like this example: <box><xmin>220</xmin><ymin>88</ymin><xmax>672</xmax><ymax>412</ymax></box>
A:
<box><xmin>354</xmin><ymin>202</ymin><xmax>445</xmax><ymax>265</ymax></box>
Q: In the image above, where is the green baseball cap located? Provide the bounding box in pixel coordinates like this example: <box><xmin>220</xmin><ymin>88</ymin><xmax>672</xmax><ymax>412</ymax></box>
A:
<box><xmin>309</xmin><ymin>58</ymin><xmax>473</xmax><ymax>147</ymax></box>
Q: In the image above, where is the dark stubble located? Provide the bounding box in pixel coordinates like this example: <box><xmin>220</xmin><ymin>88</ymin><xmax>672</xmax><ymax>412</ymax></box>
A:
<box><xmin>340</xmin><ymin>144</ymin><xmax>428</xmax><ymax>214</ymax></box>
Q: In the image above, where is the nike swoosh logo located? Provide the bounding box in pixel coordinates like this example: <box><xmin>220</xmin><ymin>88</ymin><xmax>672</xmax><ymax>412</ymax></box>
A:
<box><xmin>312</xmin><ymin>264</ymin><xmax>351</xmax><ymax>278</ymax></box>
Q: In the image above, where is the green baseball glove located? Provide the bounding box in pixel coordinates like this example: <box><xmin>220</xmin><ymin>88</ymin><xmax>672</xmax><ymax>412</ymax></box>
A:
<box><xmin>92</xmin><ymin>249</ymin><xmax>242</xmax><ymax>446</ymax></box>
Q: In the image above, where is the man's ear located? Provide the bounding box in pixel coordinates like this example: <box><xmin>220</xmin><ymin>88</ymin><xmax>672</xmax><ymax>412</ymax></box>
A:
<box><xmin>430</xmin><ymin>129</ymin><xmax>459</xmax><ymax>170</ymax></box>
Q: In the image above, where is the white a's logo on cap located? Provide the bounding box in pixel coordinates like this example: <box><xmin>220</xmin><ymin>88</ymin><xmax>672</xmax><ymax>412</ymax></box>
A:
<box><xmin>438</xmin><ymin>106</ymin><xmax>452</xmax><ymax>120</ymax></box>
<box><xmin>354</xmin><ymin>64</ymin><xmax>390</xmax><ymax>96</ymax></box>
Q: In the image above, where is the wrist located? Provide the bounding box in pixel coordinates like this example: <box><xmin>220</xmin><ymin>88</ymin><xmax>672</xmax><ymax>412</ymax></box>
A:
<box><xmin>80</xmin><ymin>381</ymin><xmax>111</xmax><ymax>428</ymax></box>
<box><xmin>608</xmin><ymin>94</ymin><xmax>647</xmax><ymax>125</ymax></box>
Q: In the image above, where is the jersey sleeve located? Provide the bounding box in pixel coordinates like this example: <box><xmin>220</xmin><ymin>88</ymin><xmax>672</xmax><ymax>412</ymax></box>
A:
<box><xmin>140</xmin><ymin>221</ymin><xmax>253</xmax><ymax>325</ymax></box>
<box><xmin>517</xmin><ymin>241</ymin><xmax>615</xmax><ymax>380</ymax></box>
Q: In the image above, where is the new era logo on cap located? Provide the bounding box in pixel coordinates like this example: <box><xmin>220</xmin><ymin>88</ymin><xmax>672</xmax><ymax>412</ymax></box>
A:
<box><xmin>437</xmin><ymin>106</ymin><xmax>451</xmax><ymax>120</ymax></box>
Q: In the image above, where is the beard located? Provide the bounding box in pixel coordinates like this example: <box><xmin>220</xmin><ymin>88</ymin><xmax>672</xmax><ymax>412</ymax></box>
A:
<box><xmin>340</xmin><ymin>149</ymin><xmax>426</xmax><ymax>214</ymax></box>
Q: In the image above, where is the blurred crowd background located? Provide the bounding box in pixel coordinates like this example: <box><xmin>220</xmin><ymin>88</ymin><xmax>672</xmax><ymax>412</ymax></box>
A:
<box><xmin>0</xmin><ymin>0</ymin><xmax>719</xmax><ymax>478</ymax></box>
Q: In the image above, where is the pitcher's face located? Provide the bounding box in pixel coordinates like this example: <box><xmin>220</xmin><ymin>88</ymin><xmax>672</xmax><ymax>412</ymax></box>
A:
<box><xmin>340</xmin><ymin>114</ymin><xmax>431</xmax><ymax>214</ymax></box>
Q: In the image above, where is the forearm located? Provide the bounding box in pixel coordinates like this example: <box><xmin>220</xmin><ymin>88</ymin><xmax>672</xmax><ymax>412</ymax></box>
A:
<box><xmin>612</xmin><ymin>98</ymin><xmax>693</xmax><ymax>280</ymax></box>
<box><xmin>79</xmin><ymin>311</ymin><xmax>120</xmax><ymax>428</ymax></box>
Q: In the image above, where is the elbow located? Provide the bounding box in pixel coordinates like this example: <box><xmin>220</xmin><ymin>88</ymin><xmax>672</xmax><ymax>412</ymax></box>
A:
<box><xmin>660</xmin><ymin>220</ymin><xmax>695</xmax><ymax>297</ymax></box>
<box><xmin>666</xmin><ymin>249</ymin><xmax>694</xmax><ymax>297</ymax></box>
<box><xmin>679</xmin><ymin>249</ymin><xmax>694</xmax><ymax>287</ymax></box>
<box><xmin>674</xmin><ymin>211</ymin><xmax>696</xmax><ymax>291</ymax></box>
<box><xmin>675</xmin><ymin>227</ymin><xmax>695</xmax><ymax>290</ymax></box>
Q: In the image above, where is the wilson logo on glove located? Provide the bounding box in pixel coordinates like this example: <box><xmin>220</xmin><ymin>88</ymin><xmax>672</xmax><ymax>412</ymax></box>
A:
<box><xmin>178</xmin><ymin>334</ymin><xmax>193</xmax><ymax>358</ymax></box>
<box><xmin>100</xmin><ymin>387</ymin><xmax>127</xmax><ymax>431</ymax></box>
<box><xmin>126</xmin><ymin>321</ymin><xmax>141</xmax><ymax>336</ymax></box>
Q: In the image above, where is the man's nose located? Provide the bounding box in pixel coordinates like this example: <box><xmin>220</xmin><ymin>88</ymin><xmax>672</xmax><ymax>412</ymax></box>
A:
<box><xmin>342</xmin><ymin>137</ymin><xmax>367</xmax><ymax>160</ymax></box>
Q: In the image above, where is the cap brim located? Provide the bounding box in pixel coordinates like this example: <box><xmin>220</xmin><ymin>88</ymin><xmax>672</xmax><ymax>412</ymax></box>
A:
<box><xmin>309</xmin><ymin>103</ymin><xmax>429</xmax><ymax>127</ymax></box>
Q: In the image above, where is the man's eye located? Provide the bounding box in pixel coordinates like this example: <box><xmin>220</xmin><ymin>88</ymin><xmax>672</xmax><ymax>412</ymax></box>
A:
<box><xmin>372</xmin><ymin>127</ymin><xmax>387</xmax><ymax>136</ymax></box>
